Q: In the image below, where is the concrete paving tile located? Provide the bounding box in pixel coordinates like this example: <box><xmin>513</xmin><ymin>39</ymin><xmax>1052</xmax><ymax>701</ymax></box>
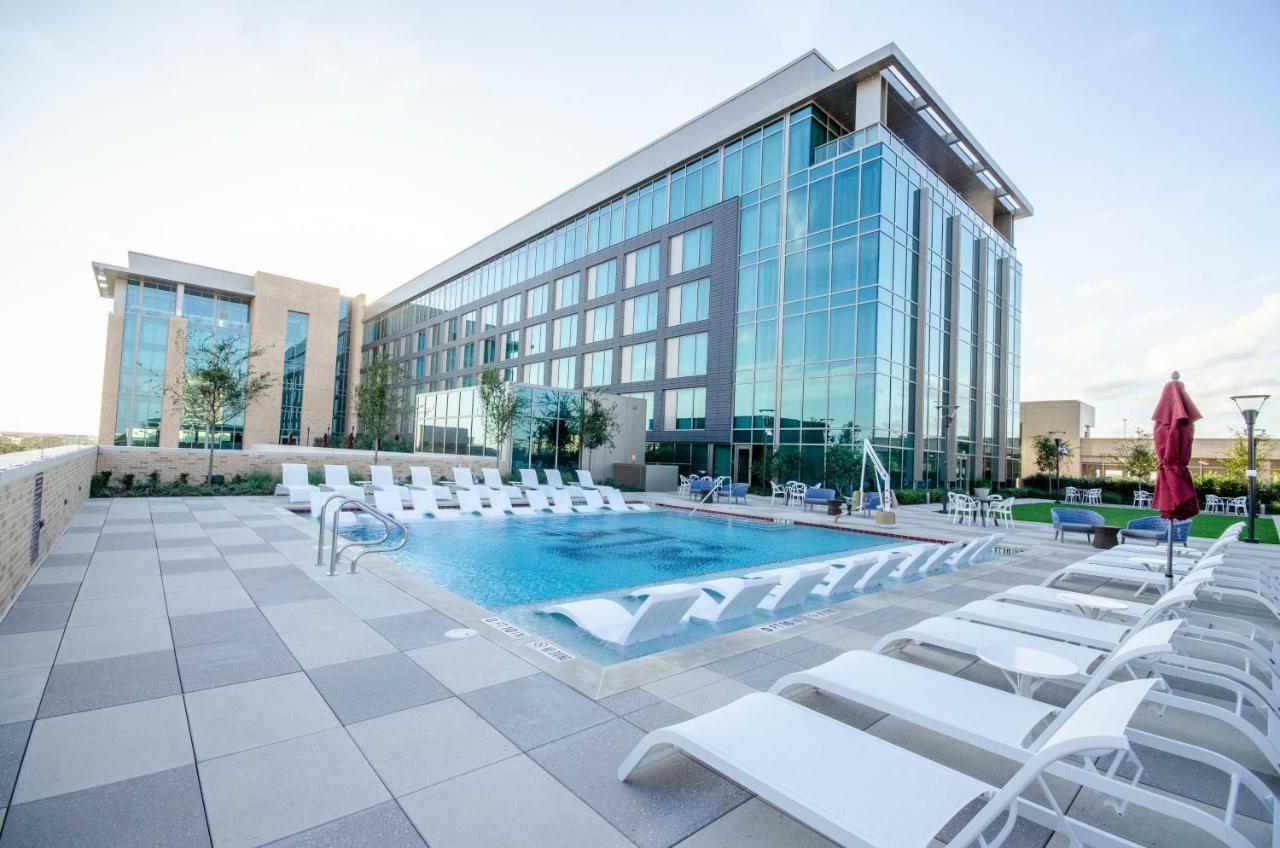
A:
<box><xmin>161</xmin><ymin>569</ymin><xmax>242</xmax><ymax>595</ymax></box>
<box><xmin>75</xmin><ymin>572</ymin><xmax>163</xmax><ymax>601</ymax></box>
<box><xmin>158</xmin><ymin>556</ymin><xmax>228</xmax><ymax>575</ymax></box>
<box><xmin>598</xmin><ymin>687</ymin><xmax>662</xmax><ymax>716</ymax></box>
<box><xmin>37</xmin><ymin>553</ymin><xmax>91</xmax><ymax>569</ymax></box>
<box><xmin>307</xmin><ymin>652</ymin><xmax>450</xmax><ymax>724</ymax></box>
<box><xmin>0</xmin><ymin>666</ymin><xmax>50</xmax><ymax>724</ymax></box>
<box><xmin>0</xmin><ymin>764</ymin><xmax>210</xmax><ymax>848</ymax></box>
<box><xmin>365</xmin><ymin>609</ymin><xmax>460</xmax><ymax>650</ymax></box>
<box><xmin>755</xmin><ymin>635</ymin><xmax>828</xmax><ymax>659</ymax></box>
<box><xmin>176</xmin><ymin>633</ymin><xmax>300</xmax><ymax>692</ymax></box>
<box><xmin>406</xmin><ymin>636</ymin><xmax>538</xmax><ymax>695</ymax></box>
<box><xmin>13</xmin><ymin>695</ymin><xmax>192</xmax><ymax>804</ymax></box>
<box><xmin>170</xmin><ymin>607</ymin><xmax>276</xmax><ymax>649</ymax></box>
<box><xmin>675</xmin><ymin>797</ymin><xmax>837</xmax><ymax>847</ymax></box>
<box><xmin>224</xmin><ymin>551</ymin><xmax>292</xmax><ymax>570</ymax></box>
<box><xmin>66</xmin><ymin>593</ymin><xmax>167</xmax><ymax>628</ymax></box>
<box><xmin>10</xmin><ymin>583</ymin><xmax>79</xmax><ymax>606</ymax></box>
<box><xmin>0</xmin><ymin>603</ymin><xmax>71</xmax><ymax>635</ymax></box>
<box><xmin>27</xmin><ymin>564</ymin><xmax>86</xmax><ymax>585</ymax></box>
<box><xmin>327</xmin><ymin>589</ymin><xmax>427</xmax><ymax>620</ymax></box>
<box><xmin>165</xmin><ymin>585</ymin><xmax>255</xmax><ymax>616</ymax></box>
<box><xmin>0</xmin><ymin>632</ymin><xmax>61</xmax><ymax>673</ymax></box>
<box><xmin>0</xmin><ymin>720</ymin><xmax>32</xmax><ymax>808</ymax></box>
<box><xmin>91</xmin><ymin>532</ymin><xmax>155</xmax><ymax>552</ymax></box>
<box><xmin>260</xmin><ymin>598</ymin><xmax>360</xmax><ymax>634</ymax></box>
<box><xmin>55</xmin><ymin>618</ymin><xmax>172</xmax><ymax>665</ymax></box>
<box><xmin>528</xmin><ymin>718</ymin><xmax>749</xmax><ymax>848</ymax></box>
<box><xmin>157</xmin><ymin>544</ymin><xmax>223</xmax><ymax>562</ymax></box>
<box><xmin>37</xmin><ymin>650</ymin><xmax>180</xmax><ymax>718</ymax></box>
<box><xmin>400</xmin><ymin>753</ymin><xmax>630</xmax><ymax>847</ymax></box>
<box><xmin>349</xmin><ymin>699</ymin><xmax>518</xmax><ymax>796</ymax></box>
<box><xmin>155</xmin><ymin>535</ymin><xmax>211</xmax><ymax>549</ymax></box>
<box><xmin>667</xmin><ymin>678</ymin><xmax>757</xmax><ymax>716</ymax></box>
<box><xmin>702</xmin><ymin>648</ymin><xmax>777</xmax><ymax>677</ymax></box>
<box><xmin>197</xmin><ymin>727</ymin><xmax>389</xmax><ymax>848</ymax></box>
<box><xmin>238</xmin><ymin>567</ymin><xmax>330</xmax><ymax>606</ymax></box>
<box><xmin>278</xmin><ymin>620</ymin><xmax>397</xmax><ymax>670</ymax></box>
<box><xmin>641</xmin><ymin>667</ymin><xmax>725</xmax><ymax>699</ymax></box>
<box><xmin>185</xmin><ymin>672</ymin><xmax>338</xmax><ymax>761</ymax></box>
<box><xmin>262</xmin><ymin>800</ymin><xmax>425</xmax><ymax>848</ymax></box>
<box><xmin>625</xmin><ymin>701</ymin><xmax>694</xmax><ymax>733</ymax></box>
<box><xmin>731</xmin><ymin>658</ymin><xmax>807</xmax><ymax>691</ymax></box>
<box><xmin>783</xmin><ymin>642</ymin><xmax>845</xmax><ymax>670</ymax></box>
<box><xmin>460</xmin><ymin>673</ymin><xmax>612</xmax><ymax>750</ymax></box>
<box><xmin>255</xmin><ymin>526</ymin><xmax>311</xmax><ymax>542</ymax></box>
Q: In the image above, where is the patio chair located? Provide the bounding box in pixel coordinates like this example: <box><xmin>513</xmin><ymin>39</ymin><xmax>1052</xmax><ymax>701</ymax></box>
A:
<box><xmin>689</xmin><ymin>476</ymin><xmax>713</xmax><ymax>500</ymax></box>
<box><xmin>372</xmin><ymin>488</ymin><xmax>413</xmax><ymax>521</ymax></box>
<box><xmin>736</xmin><ymin>563</ymin><xmax>829</xmax><ymax>612</ymax></box>
<box><xmin>1106</xmin><ymin>520</ymin><xmax>1241</xmax><ymax>559</ymax></box>
<box><xmin>920</xmin><ymin>535</ymin><xmax>1003</xmax><ymax>575</ymax></box>
<box><xmin>457</xmin><ymin>489</ymin><xmax>504</xmax><ymax>518</ymax></box>
<box><xmin>581</xmin><ymin>489</ymin><xmax>607</xmax><ymax>510</ymax></box>
<box><xmin>485</xmin><ymin>488</ymin><xmax>531</xmax><ymax>517</ymax></box>
<box><xmin>1120</xmin><ymin>515</ymin><xmax>1190</xmax><ymax>545</ymax></box>
<box><xmin>482</xmin><ymin>468</ymin><xmax>521</xmax><ymax>497</ymax></box>
<box><xmin>526</xmin><ymin>489</ymin><xmax>570</xmax><ymax>515</ymax></box>
<box><xmin>786</xmin><ymin>481</ymin><xmax>807</xmax><ymax>507</ymax></box>
<box><xmin>1064</xmin><ymin>486</ymin><xmax>1081</xmax><ymax>503</ymax></box>
<box><xmin>729</xmin><ymin>483</ymin><xmax>749</xmax><ymax>505</ymax></box>
<box><xmin>309</xmin><ymin>491</ymin><xmax>355</xmax><ymax>526</ymax></box>
<box><xmin>948</xmin><ymin>494</ymin><xmax>978</xmax><ymax>525</ymax></box>
<box><xmin>986</xmin><ymin>496</ymin><xmax>1015</xmax><ymax>528</ymax></box>
<box><xmin>600</xmin><ymin>487</ymin><xmax>651</xmax><ymax>512</ymax></box>
<box><xmin>769</xmin><ymin>480</ymin><xmax>787</xmax><ymax>506</ymax></box>
<box><xmin>1049</xmin><ymin>507</ymin><xmax>1105</xmax><ymax>542</ymax></box>
<box><xmin>801</xmin><ymin>487</ymin><xmax>835</xmax><ymax>511</ymax></box>
<box><xmin>677</xmin><ymin>474</ymin><xmax>690</xmax><ymax>496</ymax></box>
<box><xmin>280</xmin><ymin>463</ymin><xmax>316</xmax><ymax>504</ymax></box>
<box><xmin>369</xmin><ymin>465</ymin><xmax>409</xmax><ymax>504</ymax></box>
<box><xmin>810</xmin><ymin>551</ymin><xmax>899</xmax><ymax>598</ymax></box>
<box><xmin>408</xmin><ymin>487</ymin><xmax>455</xmax><ymax>520</ymax></box>
<box><xmin>575</xmin><ymin>470</ymin><xmax>598</xmax><ymax>489</ymax></box>
<box><xmin>891</xmin><ymin>543</ymin><xmax>957</xmax><ymax>580</ymax></box>
<box><xmin>1204</xmin><ymin>494</ymin><xmax>1224</xmax><ymax>514</ymax></box>
<box><xmin>452</xmin><ymin>467</ymin><xmax>477</xmax><ymax>490</ymax></box>
<box><xmin>544</xmin><ymin>468</ymin><xmax>569</xmax><ymax>489</ymax></box>
<box><xmin>551</xmin><ymin>490</ymin><xmax>592</xmax><ymax>514</ymax></box>
<box><xmin>617</xmin><ymin>681</ymin><xmax>1241</xmax><ymax>848</ymax></box>
<box><xmin>1084</xmin><ymin>488</ymin><xmax>1103</xmax><ymax>505</ymax></box>
<box><xmin>628</xmin><ymin>576</ymin><xmax>781</xmax><ymax>623</ymax></box>
<box><xmin>1228</xmin><ymin>496</ymin><xmax>1249</xmax><ymax>515</ymax></box>
<box><xmin>539</xmin><ymin>585</ymin><xmax>701</xmax><ymax>646</ymax></box>
<box><xmin>1133</xmin><ymin>489</ymin><xmax>1153</xmax><ymax>508</ymax></box>
<box><xmin>518</xmin><ymin>468</ymin><xmax>546</xmax><ymax>492</ymax></box>
<box><xmin>858</xmin><ymin>491</ymin><xmax>882</xmax><ymax>516</ymax></box>
<box><xmin>321</xmin><ymin>465</ymin><xmax>364</xmax><ymax>500</ymax></box>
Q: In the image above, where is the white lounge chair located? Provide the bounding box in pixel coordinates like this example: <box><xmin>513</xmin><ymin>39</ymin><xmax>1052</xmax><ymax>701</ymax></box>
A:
<box><xmin>408</xmin><ymin>487</ymin><xmax>453</xmax><ymax>520</ymax></box>
<box><xmin>488</xmin><ymin>488</ymin><xmax>536</xmax><ymax>517</ymax></box>
<box><xmin>372</xmin><ymin>488</ymin><xmax>413</xmax><ymax>521</ymax></box>
<box><xmin>409</xmin><ymin>467</ymin><xmax>454</xmax><ymax>501</ymax></box>
<box><xmin>280</xmin><ymin>463</ymin><xmax>316</xmax><ymax>504</ymax></box>
<box><xmin>518</xmin><ymin>468</ymin><xmax>545</xmax><ymax>492</ymax></box>
<box><xmin>551</xmin><ymin>489</ymin><xmax>593</xmax><ymax>514</ymax></box>
<box><xmin>545</xmin><ymin>469</ymin><xmax>585</xmax><ymax>497</ymax></box>
<box><xmin>369</xmin><ymin>465</ymin><xmax>409</xmax><ymax>504</ymax></box>
<box><xmin>928</xmin><ymin>533</ymin><xmax>1003</xmax><ymax>572</ymax></box>
<box><xmin>891</xmin><ymin>544</ymin><xmax>954</xmax><ymax>580</ymax></box>
<box><xmin>575</xmin><ymin>470</ymin><xmax>598</xmax><ymax>489</ymax></box>
<box><xmin>309</xmin><ymin>490</ymin><xmax>355</xmax><ymax>526</ymax></box>
<box><xmin>482</xmin><ymin>468</ymin><xmax>522</xmax><ymax>497</ymax></box>
<box><xmin>618</xmin><ymin>681</ymin><xmax>1249</xmax><ymax>848</ymax></box>
<box><xmin>526</xmin><ymin>490</ymin><xmax>568</xmax><ymax>515</ymax></box>
<box><xmin>581</xmin><ymin>489</ymin><xmax>607</xmax><ymax>511</ymax></box>
<box><xmin>812</xmin><ymin>551</ymin><xmax>900</xmax><ymax>598</ymax></box>
<box><xmin>457</xmin><ymin>489</ymin><xmax>504</xmax><ymax>518</ymax></box>
<box><xmin>736</xmin><ymin>563</ymin><xmax>829</xmax><ymax>612</ymax></box>
<box><xmin>600</xmin><ymin>487</ymin><xmax>651</xmax><ymax>512</ymax></box>
<box><xmin>452</xmin><ymin>467</ymin><xmax>477</xmax><ymax>490</ymax></box>
<box><xmin>540</xmin><ymin>586</ymin><xmax>701</xmax><ymax>646</ymax></box>
<box><xmin>321</xmin><ymin>465</ymin><xmax>364</xmax><ymax>500</ymax></box>
<box><xmin>629</xmin><ymin>576</ymin><xmax>781</xmax><ymax>623</ymax></box>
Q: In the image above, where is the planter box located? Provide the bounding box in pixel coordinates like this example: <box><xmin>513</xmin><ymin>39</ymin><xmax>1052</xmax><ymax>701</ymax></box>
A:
<box><xmin>874</xmin><ymin>510</ymin><xmax>897</xmax><ymax>526</ymax></box>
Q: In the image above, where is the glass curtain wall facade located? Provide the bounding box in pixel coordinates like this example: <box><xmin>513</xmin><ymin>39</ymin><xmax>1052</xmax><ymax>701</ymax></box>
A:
<box><xmin>414</xmin><ymin>384</ymin><xmax>582</xmax><ymax>470</ymax></box>
<box><xmin>177</xmin><ymin>289</ymin><xmax>251</xmax><ymax>450</ymax></box>
<box><xmin>278</xmin><ymin>311</ymin><xmax>309</xmax><ymax>444</ymax></box>
<box><xmin>368</xmin><ymin>96</ymin><xmax>1022</xmax><ymax>487</ymax></box>
<box><xmin>331</xmin><ymin>296</ymin><xmax>352</xmax><ymax>441</ymax></box>
<box><xmin>114</xmin><ymin>281</ymin><xmax>176</xmax><ymax>446</ymax></box>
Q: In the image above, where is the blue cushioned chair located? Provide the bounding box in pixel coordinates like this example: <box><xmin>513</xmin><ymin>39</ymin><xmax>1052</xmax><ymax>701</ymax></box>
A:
<box><xmin>1050</xmin><ymin>508</ymin><xmax>1106</xmax><ymax>543</ymax></box>
<box><xmin>1120</xmin><ymin>515</ymin><xmax>1191</xmax><ymax>545</ymax></box>
<box><xmin>802</xmin><ymin>488</ymin><xmax>836</xmax><ymax>510</ymax></box>
<box><xmin>730</xmin><ymin>483</ymin><xmax>749</xmax><ymax>505</ymax></box>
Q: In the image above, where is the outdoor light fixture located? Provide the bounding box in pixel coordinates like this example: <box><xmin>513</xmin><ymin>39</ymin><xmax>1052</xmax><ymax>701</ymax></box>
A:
<box><xmin>1230</xmin><ymin>394</ymin><xmax>1270</xmax><ymax>543</ymax></box>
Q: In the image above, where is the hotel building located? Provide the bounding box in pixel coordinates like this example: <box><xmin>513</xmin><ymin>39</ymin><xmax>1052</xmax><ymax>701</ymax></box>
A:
<box><xmin>95</xmin><ymin>44</ymin><xmax>1032</xmax><ymax>487</ymax></box>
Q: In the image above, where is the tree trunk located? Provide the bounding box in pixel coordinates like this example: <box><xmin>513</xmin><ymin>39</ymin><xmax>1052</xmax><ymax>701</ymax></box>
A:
<box><xmin>205</xmin><ymin>424</ymin><xmax>215</xmax><ymax>486</ymax></box>
<box><xmin>373</xmin><ymin>436</ymin><xmax>380</xmax><ymax>465</ymax></box>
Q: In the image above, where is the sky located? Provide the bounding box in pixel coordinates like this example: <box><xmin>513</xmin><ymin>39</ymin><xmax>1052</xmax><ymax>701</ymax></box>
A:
<box><xmin>1</xmin><ymin>0</ymin><xmax>1277</xmax><ymax>438</ymax></box>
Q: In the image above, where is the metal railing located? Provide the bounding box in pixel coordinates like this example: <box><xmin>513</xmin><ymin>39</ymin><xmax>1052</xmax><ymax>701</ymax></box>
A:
<box><xmin>688</xmin><ymin>479</ymin><xmax>723</xmax><ymax>515</ymax></box>
<box><xmin>314</xmin><ymin>494</ymin><xmax>408</xmax><ymax>576</ymax></box>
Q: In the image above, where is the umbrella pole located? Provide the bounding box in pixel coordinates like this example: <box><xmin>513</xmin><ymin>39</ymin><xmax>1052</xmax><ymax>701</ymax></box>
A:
<box><xmin>1164</xmin><ymin>518</ymin><xmax>1174</xmax><ymax>593</ymax></box>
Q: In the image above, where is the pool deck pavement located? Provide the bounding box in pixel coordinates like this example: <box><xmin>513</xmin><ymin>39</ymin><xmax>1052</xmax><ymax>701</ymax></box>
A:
<box><xmin>0</xmin><ymin>492</ymin><xmax>1277</xmax><ymax>846</ymax></box>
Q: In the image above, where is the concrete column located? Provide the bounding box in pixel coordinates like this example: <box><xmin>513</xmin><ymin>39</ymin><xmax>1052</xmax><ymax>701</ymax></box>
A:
<box><xmin>158</xmin><ymin>317</ymin><xmax>187</xmax><ymax>448</ymax></box>
<box><xmin>945</xmin><ymin>220</ymin><xmax>961</xmax><ymax>484</ymax></box>
<box><xmin>97</xmin><ymin>314</ymin><xmax>124</xmax><ymax>445</ymax></box>
<box><xmin>346</xmin><ymin>294</ymin><xmax>366</xmax><ymax>440</ymax></box>
<box><xmin>911</xmin><ymin>186</ymin><xmax>931</xmax><ymax>484</ymax></box>
<box><xmin>973</xmin><ymin>240</ymin><xmax>990</xmax><ymax>481</ymax></box>
<box><xmin>854</xmin><ymin>74</ymin><xmax>887</xmax><ymax>131</ymax></box>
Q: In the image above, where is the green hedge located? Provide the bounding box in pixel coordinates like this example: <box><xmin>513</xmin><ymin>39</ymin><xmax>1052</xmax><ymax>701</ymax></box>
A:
<box><xmin>1020</xmin><ymin>474</ymin><xmax>1279</xmax><ymax>510</ymax></box>
<box><xmin>90</xmin><ymin>470</ymin><xmax>279</xmax><ymax>498</ymax></box>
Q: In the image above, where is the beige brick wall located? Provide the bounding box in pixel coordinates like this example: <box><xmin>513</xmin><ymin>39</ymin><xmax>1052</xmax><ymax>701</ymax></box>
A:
<box><xmin>158</xmin><ymin>316</ymin><xmax>188</xmax><ymax>448</ymax></box>
<box><xmin>95</xmin><ymin>445</ymin><xmax>486</xmax><ymax>485</ymax></box>
<box><xmin>97</xmin><ymin>313</ymin><xmax>124</xmax><ymax>445</ymax></box>
<box><xmin>0</xmin><ymin>447</ymin><xmax>96</xmax><ymax>616</ymax></box>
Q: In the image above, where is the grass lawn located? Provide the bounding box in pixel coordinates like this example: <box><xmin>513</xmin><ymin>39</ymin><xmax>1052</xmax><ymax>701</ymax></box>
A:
<box><xmin>1010</xmin><ymin>502</ymin><xmax>1279</xmax><ymax>544</ymax></box>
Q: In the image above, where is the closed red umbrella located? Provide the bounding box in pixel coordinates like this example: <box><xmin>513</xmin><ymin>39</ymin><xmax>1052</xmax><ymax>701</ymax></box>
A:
<box><xmin>1151</xmin><ymin>371</ymin><xmax>1201</xmax><ymax>589</ymax></box>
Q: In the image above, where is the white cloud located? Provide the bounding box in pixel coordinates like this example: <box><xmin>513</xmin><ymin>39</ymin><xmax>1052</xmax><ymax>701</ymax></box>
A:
<box><xmin>1073</xmin><ymin>278</ymin><xmax>1122</xmax><ymax>299</ymax></box>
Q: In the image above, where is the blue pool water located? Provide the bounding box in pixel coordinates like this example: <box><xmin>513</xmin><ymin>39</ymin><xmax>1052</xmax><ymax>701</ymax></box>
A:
<box><xmin>337</xmin><ymin>510</ymin><xmax>899</xmax><ymax>663</ymax></box>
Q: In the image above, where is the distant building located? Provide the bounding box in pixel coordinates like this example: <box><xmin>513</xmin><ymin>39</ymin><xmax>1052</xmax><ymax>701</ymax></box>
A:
<box><xmin>1020</xmin><ymin>399</ymin><xmax>1272</xmax><ymax>482</ymax></box>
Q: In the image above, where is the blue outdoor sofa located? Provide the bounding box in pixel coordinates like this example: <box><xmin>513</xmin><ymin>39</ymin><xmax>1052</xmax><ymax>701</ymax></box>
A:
<box><xmin>1050</xmin><ymin>507</ymin><xmax>1106</xmax><ymax>543</ymax></box>
<box><xmin>1120</xmin><ymin>515</ymin><xmax>1192</xmax><ymax>545</ymax></box>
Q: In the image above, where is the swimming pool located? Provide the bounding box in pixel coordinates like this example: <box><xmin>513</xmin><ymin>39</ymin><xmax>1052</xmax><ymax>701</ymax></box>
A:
<box><xmin>337</xmin><ymin>510</ymin><xmax>900</xmax><ymax>663</ymax></box>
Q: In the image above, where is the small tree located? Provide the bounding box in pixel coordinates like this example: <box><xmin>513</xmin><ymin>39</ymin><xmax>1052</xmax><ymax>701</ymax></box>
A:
<box><xmin>1223</xmin><ymin>428</ymin><xmax>1271</xmax><ymax>481</ymax></box>
<box><xmin>577</xmin><ymin>389</ymin><xmax>619</xmax><ymax>472</ymax></box>
<box><xmin>1032</xmin><ymin>434</ymin><xmax>1072</xmax><ymax>473</ymax></box>
<box><xmin>767</xmin><ymin>449</ymin><xmax>800</xmax><ymax>484</ymax></box>
<box><xmin>823</xmin><ymin>442</ymin><xmax>859</xmax><ymax>497</ymax></box>
<box><xmin>355</xmin><ymin>351</ymin><xmax>407</xmax><ymax>463</ymax></box>
<box><xmin>1110</xmin><ymin>428</ymin><xmax>1159</xmax><ymax>481</ymax></box>
<box><xmin>476</xmin><ymin>368</ymin><xmax>527</xmax><ymax>467</ymax></box>
<box><xmin>169</xmin><ymin>332</ymin><xmax>274</xmax><ymax>485</ymax></box>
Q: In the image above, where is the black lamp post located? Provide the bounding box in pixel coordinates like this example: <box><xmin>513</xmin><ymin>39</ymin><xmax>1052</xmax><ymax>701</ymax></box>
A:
<box><xmin>936</xmin><ymin>403</ymin><xmax>958</xmax><ymax>513</ymax></box>
<box><xmin>1231</xmin><ymin>394</ymin><xmax>1270</xmax><ymax>544</ymax></box>
<box><xmin>1048</xmin><ymin>430</ymin><xmax>1066</xmax><ymax>501</ymax></box>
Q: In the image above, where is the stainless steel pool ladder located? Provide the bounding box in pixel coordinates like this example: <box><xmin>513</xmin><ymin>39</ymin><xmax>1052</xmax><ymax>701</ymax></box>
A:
<box><xmin>314</xmin><ymin>494</ymin><xmax>408</xmax><ymax>576</ymax></box>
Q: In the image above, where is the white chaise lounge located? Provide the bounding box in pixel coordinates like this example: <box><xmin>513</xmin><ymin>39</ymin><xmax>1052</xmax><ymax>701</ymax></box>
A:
<box><xmin>731</xmin><ymin>563</ymin><xmax>829</xmax><ymax>612</ymax></box>
<box><xmin>280</xmin><ymin>463</ymin><xmax>316</xmax><ymax>504</ymax></box>
<box><xmin>628</xmin><ymin>576</ymin><xmax>781</xmax><ymax>623</ymax></box>
<box><xmin>540</xmin><ymin>586</ymin><xmax>701</xmax><ymax>646</ymax></box>
<box><xmin>321</xmin><ymin>465</ymin><xmax>363</xmax><ymax>500</ymax></box>
<box><xmin>369</xmin><ymin>465</ymin><xmax>409</xmax><ymax>504</ymax></box>
<box><xmin>601</xmin><ymin>487</ymin><xmax>651</xmax><ymax>512</ymax></box>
